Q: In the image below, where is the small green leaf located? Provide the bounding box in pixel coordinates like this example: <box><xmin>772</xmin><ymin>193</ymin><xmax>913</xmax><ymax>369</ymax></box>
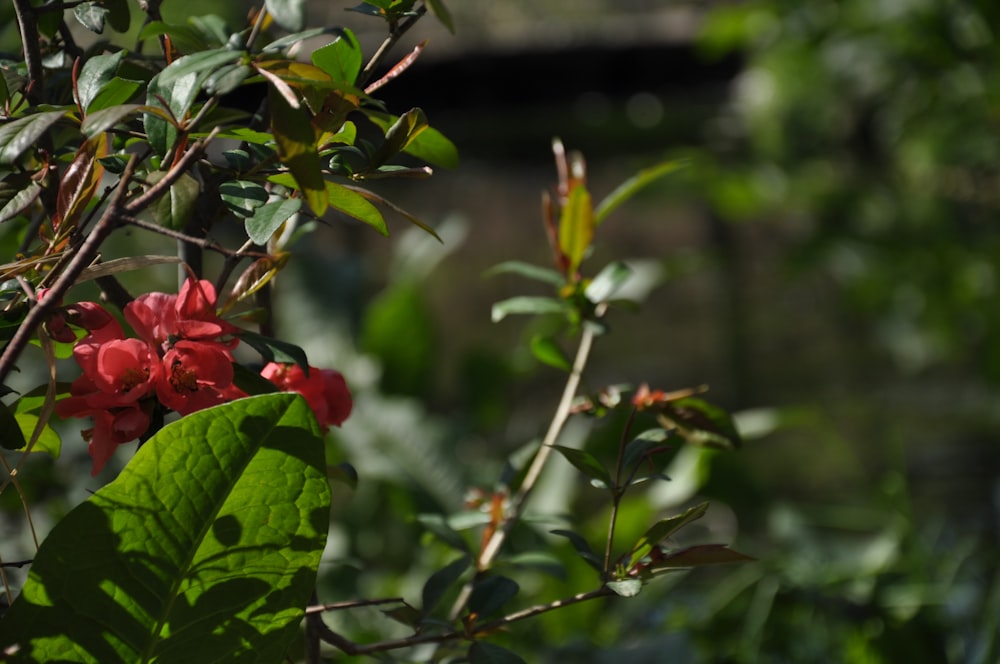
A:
<box><xmin>491</xmin><ymin>296</ymin><xmax>567</xmax><ymax>323</ymax></box>
<box><xmin>157</xmin><ymin>48</ymin><xmax>244</xmax><ymax>87</ymax></box>
<box><xmin>76</xmin><ymin>51</ymin><xmax>123</xmax><ymax>111</ymax></box>
<box><xmin>266</xmin><ymin>0</ymin><xmax>306</xmax><ymax>31</ymax></box>
<box><xmin>530</xmin><ymin>335</ymin><xmax>571</xmax><ymax>371</ymax></box>
<box><xmin>416</xmin><ymin>514</ymin><xmax>469</xmax><ymax>552</ymax></box>
<box><xmin>14</xmin><ymin>413</ymin><xmax>62</xmax><ymax>458</ymax></box>
<box><xmin>585</xmin><ymin>261</ymin><xmax>632</xmax><ymax>303</ymax></box>
<box><xmin>552</xmin><ymin>445</ymin><xmax>612</xmax><ymax>488</ymax></box>
<box><xmin>594</xmin><ymin>159</ymin><xmax>684</xmax><ymax>226</ymax></box>
<box><xmin>73</xmin><ymin>2</ymin><xmax>108</xmax><ymax>33</ymax></box>
<box><xmin>149</xmin><ymin>171</ymin><xmax>200</xmax><ymax>230</ymax></box>
<box><xmin>87</xmin><ymin>77</ymin><xmax>142</xmax><ymax>112</ymax></box>
<box><xmin>424</xmin><ymin>0</ymin><xmax>455</xmax><ymax>33</ymax></box>
<box><xmin>468</xmin><ymin>641</ymin><xmax>527</xmax><ymax>664</ymax></box>
<box><xmin>484</xmin><ymin>261</ymin><xmax>565</xmax><ymax>286</ymax></box>
<box><xmin>81</xmin><ymin>104</ymin><xmax>144</xmax><ymax>136</ymax></box>
<box><xmin>0</xmin><ymin>111</ymin><xmax>68</xmax><ymax>166</ymax></box>
<box><xmin>326</xmin><ymin>181</ymin><xmax>386</xmax><ymax>234</ymax></box>
<box><xmin>468</xmin><ymin>575</ymin><xmax>519</xmax><ymax>618</ymax></box>
<box><xmin>219</xmin><ymin>180</ymin><xmax>269</xmax><ymax>217</ymax></box>
<box><xmin>367</xmin><ymin>111</ymin><xmax>458</xmax><ymax>169</ymax></box>
<box><xmin>311</xmin><ymin>29</ymin><xmax>362</xmax><ymax>85</ymax></box>
<box><xmin>0</xmin><ymin>394</ymin><xmax>329</xmax><ymax>662</ymax></box>
<box><xmin>421</xmin><ymin>555</ymin><xmax>471</xmax><ymax>616</ymax></box>
<box><xmin>558</xmin><ymin>183</ymin><xmax>594</xmax><ymax>276</ymax></box>
<box><xmin>245</xmin><ymin>198</ymin><xmax>301</xmax><ymax>244</ymax></box>
<box><xmin>230</xmin><ymin>362</ymin><xmax>281</xmax><ymax>396</ymax></box>
<box><xmin>239</xmin><ymin>329</ymin><xmax>310</xmax><ymax>371</ymax></box>
<box><xmin>605</xmin><ymin>579</ymin><xmax>643</xmax><ymax>597</ymax></box>
<box><xmin>621</xmin><ymin>429</ymin><xmax>673</xmax><ymax>469</ymax></box>
<box><xmin>626</xmin><ymin>502</ymin><xmax>708</xmax><ymax>571</ymax></box>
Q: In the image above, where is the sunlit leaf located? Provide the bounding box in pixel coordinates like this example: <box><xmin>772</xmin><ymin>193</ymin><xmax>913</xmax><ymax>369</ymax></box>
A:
<box><xmin>76</xmin><ymin>51</ymin><xmax>123</xmax><ymax>111</ymax></box>
<box><xmin>245</xmin><ymin>198</ymin><xmax>301</xmax><ymax>244</ymax></box>
<box><xmin>311</xmin><ymin>29</ymin><xmax>362</xmax><ymax>85</ymax></box>
<box><xmin>157</xmin><ymin>48</ymin><xmax>244</xmax><ymax>87</ymax></box>
<box><xmin>585</xmin><ymin>261</ymin><xmax>632</xmax><ymax>303</ymax></box>
<box><xmin>266</xmin><ymin>0</ymin><xmax>306</xmax><ymax>31</ymax></box>
<box><xmin>530</xmin><ymin>335</ymin><xmax>571</xmax><ymax>371</ymax></box>
<box><xmin>326</xmin><ymin>181</ymin><xmax>386</xmax><ymax>234</ymax></box>
<box><xmin>625</xmin><ymin>502</ymin><xmax>708</xmax><ymax>571</ymax></box>
<box><xmin>605</xmin><ymin>579</ymin><xmax>642</xmax><ymax>597</ymax></box>
<box><xmin>0</xmin><ymin>394</ymin><xmax>329</xmax><ymax>663</ymax></box>
<box><xmin>641</xmin><ymin>544</ymin><xmax>755</xmax><ymax>576</ymax></box>
<box><xmin>367</xmin><ymin>110</ymin><xmax>458</xmax><ymax>169</ymax></box>
<box><xmin>491</xmin><ymin>296</ymin><xmax>567</xmax><ymax>323</ymax></box>
<box><xmin>219</xmin><ymin>180</ymin><xmax>269</xmax><ymax>217</ymax></box>
<box><xmin>269</xmin><ymin>86</ymin><xmax>327</xmax><ymax>215</ymax></box>
<box><xmin>73</xmin><ymin>2</ymin><xmax>108</xmax><ymax>33</ymax></box>
<box><xmin>558</xmin><ymin>183</ymin><xmax>594</xmax><ymax>277</ymax></box>
<box><xmin>86</xmin><ymin>77</ymin><xmax>142</xmax><ymax>113</ymax></box>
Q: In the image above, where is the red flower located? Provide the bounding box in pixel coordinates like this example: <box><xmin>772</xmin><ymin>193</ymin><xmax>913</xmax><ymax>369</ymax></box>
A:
<box><xmin>261</xmin><ymin>362</ymin><xmax>352</xmax><ymax>431</ymax></box>
<box><xmin>157</xmin><ymin>340</ymin><xmax>242</xmax><ymax>415</ymax></box>
<box><xmin>126</xmin><ymin>278</ymin><xmax>237</xmax><ymax>351</ymax></box>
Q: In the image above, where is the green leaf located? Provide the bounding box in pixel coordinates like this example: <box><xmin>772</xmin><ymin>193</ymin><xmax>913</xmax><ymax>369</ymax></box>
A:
<box><xmin>326</xmin><ymin>181</ymin><xmax>386</xmax><ymax>234</ymax></box>
<box><xmin>230</xmin><ymin>362</ymin><xmax>281</xmax><ymax>396</ymax></box>
<box><xmin>0</xmin><ymin>401</ymin><xmax>25</xmax><ymax>450</ymax></box>
<box><xmin>642</xmin><ymin>544</ymin><xmax>755</xmax><ymax>575</ymax></box>
<box><xmin>245</xmin><ymin>198</ymin><xmax>301</xmax><ymax>244</ymax></box>
<box><xmin>468</xmin><ymin>641</ymin><xmax>527</xmax><ymax>664</ymax></box>
<box><xmin>484</xmin><ymin>261</ymin><xmax>564</xmax><ymax>286</ymax></box>
<box><xmin>585</xmin><ymin>261</ymin><xmax>632</xmax><ymax>303</ymax></box>
<box><xmin>657</xmin><ymin>397</ymin><xmax>743</xmax><ymax>450</ymax></box>
<box><xmin>416</xmin><ymin>513</ymin><xmax>469</xmax><ymax>552</ymax></box>
<box><xmin>605</xmin><ymin>579</ymin><xmax>643</xmax><ymax>597</ymax></box>
<box><xmin>157</xmin><ymin>48</ymin><xmax>244</xmax><ymax>88</ymax></box>
<box><xmin>204</xmin><ymin>64</ymin><xmax>251</xmax><ymax>97</ymax></box>
<box><xmin>550</xmin><ymin>529</ymin><xmax>603</xmax><ymax>572</ymax></box>
<box><xmin>367</xmin><ymin>111</ymin><xmax>458</xmax><ymax>169</ymax></box>
<box><xmin>424</xmin><ymin>0</ymin><xmax>455</xmax><ymax>33</ymax></box>
<box><xmin>558</xmin><ymin>183</ymin><xmax>594</xmax><ymax>276</ymax></box>
<box><xmin>269</xmin><ymin>86</ymin><xmax>327</xmax><ymax>216</ymax></box>
<box><xmin>149</xmin><ymin>171</ymin><xmax>200</xmax><ymax>230</ymax></box>
<box><xmin>266</xmin><ymin>0</ymin><xmax>306</xmax><ymax>31</ymax></box>
<box><xmin>530</xmin><ymin>334</ymin><xmax>571</xmax><ymax>371</ymax></box>
<box><xmin>14</xmin><ymin>413</ymin><xmax>62</xmax><ymax>457</ymax></box>
<box><xmin>262</xmin><ymin>27</ymin><xmax>333</xmax><ymax>54</ymax></box>
<box><xmin>144</xmin><ymin>71</ymin><xmax>196</xmax><ymax>156</ymax></box>
<box><xmin>552</xmin><ymin>445</ymin><xmax>612</xmax><ymax>488</ymax></box>
<box><xmin>239</xmin><ymin>329</ymin><xmax>310</xmax><ymax>371</ymax></box>
<box><xmin>74</xmin><ymin>2</ymin><xmax>109</xmax><ymax>33</ymax></box>
<box><xmin>311</xmin><ymin>29</ymin><xmax>362</xmax><ymax>85</ymax></box>
<box><xmin>594</xmin><ymin>159</ymin><xmax>684</xmax><ymax>226</ymax></box>
<box><xmin>468</xmin><ymin>575</ymin><xmax>519</xmax><ymax>618</ymax></box>
<box><xmin>0</xmin><ymin>393</ymin><xmax>329</xmax><ymax>662</ymax></box>
<box><xmin>0</xmin><ymin>180</ymin><xmax>42</xmax><ymax>223</ymax></box>
<box><xmin>81</xmin><ymin>104</ymin><xmax>144</xmax><ymax>136</ymax></box>
<box><xmin>219</xmin><ymin>179</ymin><xmax>269</xmax><ymax>217</ymax></box>
<box><xmin>491</xmin><ymin>296</ymin><xmax>567</xmax><ymax>323</ymax></box>
<box><xmin>421</xmin><ymin>555</ymin><xmax>470</xmax><ymax>616</ymax></box>
<box><xmin>0</xmin><ymin>111</ymin><xmax>68</xmax><ymax>166</ymax></box>
<box><xmin>76</xmin><ymin>51</ymin><xmax>123</xmax><ymax>111</ymax></box>
<box><xmin>626</xmin><ymin>502</ymin><xmax>709</xmax><ymax>571</ymax></box>
<box><xmin>87</xmin><ymin>77</ymin><xmax>142</xmax><ymax>112</ymax></box>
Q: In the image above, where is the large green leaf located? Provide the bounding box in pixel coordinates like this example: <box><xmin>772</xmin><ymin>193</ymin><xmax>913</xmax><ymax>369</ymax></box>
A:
<box><xmin>0</xmin><ymin>393</ymin><xmax>330</xmax><ymax>663</ymax></box>
<box><xmin>76</xmin><ymin>51</ymin><xmax>123</xmax><ymax>111</ymax></box>
<box><xmin>366</xmin><ymin>111</ymin><xmax>458</xmax><ymax>170</ymax></box>
<box><xmin>310</xmin><ymin>29</ymin><xmax>361</xmax><ymax>85</ymax></box>
<box><xmin>625</xmin><ymin>502</ymin><xmax>708</xmax><ymax>571</ymax></box>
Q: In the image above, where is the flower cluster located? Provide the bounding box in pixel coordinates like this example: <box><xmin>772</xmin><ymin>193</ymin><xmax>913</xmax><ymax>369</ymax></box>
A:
<box><xmin>54</xmin><ymin>278</ymin><xmax>352</xmax><ymax>475</ymax></box>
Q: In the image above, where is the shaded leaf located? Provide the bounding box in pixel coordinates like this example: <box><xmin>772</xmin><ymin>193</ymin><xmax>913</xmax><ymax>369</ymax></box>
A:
<box><xmin>621</xmin><ymin>428</ymin><xmax>673</xmax><ymax>470</ymax></box>
<box><xmin>14</xmin><ymin>413</ymin><xmax>62</xmax><ymax>458</ymax></box>
<box><xmin>484</xmin><ymin>260</ymin><xmax>565</xmax><ymax>287</ymax></box>
<box><xmin>626</xmin><ymin>502</ymin><xmax>708</xmax><ymax>571</ymax></box>
<box><xmin>204</xmin><ymin>64</ymin><xmax>252</xmax><ymax>97</ymax></box>
<box><xmin>416</xmin><ymin>513</ymin><xmax>469</xmax><ymax>552</ymax></box>
<box><xmin>424</xmin><ymin>0</ymin><xmax>455</xmax><ymax>33</ymax></box>
<box><xmin>262</xmin><ymin>27</ymin><xmax>334</xmax><ymax>54</ymax></box>
<box><xmin>240</xmin><ymin>329</ymin><xmax>310</xmax><ymax>371</ymax></box>
<box><xmin>219</xmin><ymin>179</ymin><xmax>269</xmax><ymax>218</ymax></box>
<box><xmin>81</xmin><ymin>104</ymin><xmax>145</xmax><ymax>136</ymax></box>
<box><xmin>104</xmin><ymin>0</ymin><xmax>130</xmax><ymax>32</ymax></box>
<box><xmin>344</xmin><ymin>185</ymin><xmax>439</xmax><ymax>240</ymax></box>
<box><xmin>552</xmin><ymin>445</ymin><xmax>612</xmax><ymax>488</ymax></box>
<box><xmin>0</xmin><ymin>394</ymin><xmax>329</xmax><ymax>663</ymax></box>
<box><xmin>468</xmin><ymin>575</ymin><xmax>519</xmax><ymax>618</ymax></box>
<box><xmin>0</xmin><ymin>111</ymin><xmax>68</xmax><ymax>166</ymax></box>
<box><xmin>642</xmin><ymin>544</ymin><xmax>755</xmax><ymax>576</ymax></box>
<box><xmin>421</xmin><ymin>555</ymin><xmax>470</xmax><ymax>616</ymax></box>
<box><xmin>468</xmin><ymin>641</ymin><xmax>527</xmax><ymax>664</ymax></box>
<box><xmin>594</xmin><ymin>159</ymin><xmax>684</xmax><ymax>226</ymax></box>
<box><xmin>0</xmin><ymin>401</ymin><xmax>25</xmax><ymax>450</ymax></box>
<box><xmin>550</xmin><ymin>529</ymin><xmax>603</xmax><ymax>572</ymax></box>
<box><xmin>491</xmin><ymin>296</ymin><xmax>567</xmax><ymax>323</ymax></box>
<box><xmin>656</xmin><ymin>397</ymin><xmax>743</xmax><ymax>450</ymax></box>
<box><xmin>245</xmin><ymin>198</ymin><xmax>301</xmax><ymax>244</ymax></box>
<box><xmin>149</xmin><ymin>171</ymin><xmax>200</xmax><ymax>230</ymax></box>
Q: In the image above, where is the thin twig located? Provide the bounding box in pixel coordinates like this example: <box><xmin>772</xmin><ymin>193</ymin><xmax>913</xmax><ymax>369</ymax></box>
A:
<box><xmin>357</xmin><ymin>4</ymin><xmax>428</xmax><ymax>87</ymax></box>
<box><xmin>117</xmin><ymin>214</ymin><xmax>263</xmax><ymax>259</ymax></box>
<box><xmin>11</xmin><ymin>0</ymin><xmax>43</xmax><ymax>101</ymax></box>
<box><xmin>449</xmin><ymin>306</ymin><xmax>606</xmax><ymax>619</ymax></box>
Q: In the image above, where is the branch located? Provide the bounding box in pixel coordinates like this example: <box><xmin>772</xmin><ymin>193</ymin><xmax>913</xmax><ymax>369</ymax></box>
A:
<box><xmin>11</xmin><ymin>0</ymin><xmax>43</xmax><ymax>102</ymax></box>
<box><xmin>449</xmin><ymin>307</ymin><xmax>605</xmax><ymax>618</ymax></box>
